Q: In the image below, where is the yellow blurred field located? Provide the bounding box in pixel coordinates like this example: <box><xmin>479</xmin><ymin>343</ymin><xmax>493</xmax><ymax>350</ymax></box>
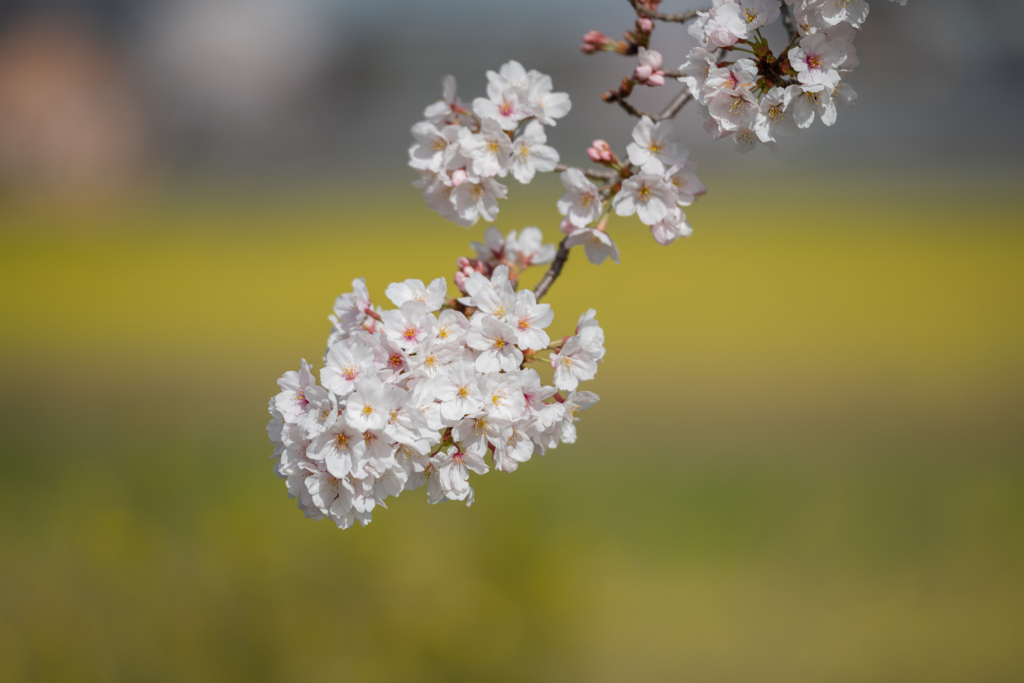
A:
<box><xmin>1</xmin><ymin>173</ymin><xmax>1023</xmax><ymax>681</ymax></box>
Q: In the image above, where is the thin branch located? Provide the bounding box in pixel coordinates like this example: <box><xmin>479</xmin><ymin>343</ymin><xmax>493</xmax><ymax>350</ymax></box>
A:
<box><xmin>661</xmin><ymin>69</ymin><xmax>684</xmax><ymax>79</ymax></box>
<box><xmin>654</xmin><ymin>89</ymin><xmax>693</xmax><ymax>121</ymax></box>
<box><xmin>554</xmin><ymin>164</ymin><xmax>618</xmax><ymax>181</ymax></box>
<box><xmin>533</xmin><ymin>238</ymin><xmax>571</xmax><ymax>302</ymax></box>
<box><xmin>628</xmin><ymin>0</ymin><xmax>706</xmax><ymax>23</ymax></box>
<box><xmin>781</xmin><ymin>3</ymin><xmax>797</xmax><ymax>43</ymax></box>
<box><xmin>604</xmin><ymin>91</ymin><xmax>656</xmax><ymax>119</ymax></box>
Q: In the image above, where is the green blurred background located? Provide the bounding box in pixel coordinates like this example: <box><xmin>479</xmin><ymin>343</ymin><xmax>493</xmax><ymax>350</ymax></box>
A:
<box><xmin>2</xmin><ymin>170</ymin><xmax>1023</xmax><ymax>681</ymax></box>
<box><xmin>3</xmin><ymin>0</ymin><xmax>1024</xmax><ymax>680</ymax></box>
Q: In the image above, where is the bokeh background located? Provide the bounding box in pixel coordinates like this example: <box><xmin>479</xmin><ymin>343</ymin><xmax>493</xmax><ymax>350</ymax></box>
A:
<box><xmin>2</xmin><ymin>1</ymin><xmax>1023</xmax><ymax>681</ymax></box>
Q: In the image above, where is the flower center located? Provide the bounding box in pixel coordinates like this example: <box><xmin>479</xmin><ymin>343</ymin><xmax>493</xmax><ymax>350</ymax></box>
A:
<box><xmin>807</xmin><ymin>55</ymin><xmax>823</xmax><ymax>69</ymax></box>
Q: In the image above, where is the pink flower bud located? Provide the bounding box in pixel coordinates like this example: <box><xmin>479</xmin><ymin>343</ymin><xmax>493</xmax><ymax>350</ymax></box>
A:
<box><xmin>647</xmin><ymin>73</ymin><xmax>665</xmax><ymax>87</ymax></box>
<box><xmin>583</xmin><ymin>30</ymin><xmax>609</xmax><ymax>46</ymax></box>
<box><xmin>559</xmin><ymin>217</ymin><xmax>576</xmax><ymax>235</ymax></box>
<box><xmin>456</xmin><ymin>256</ymin><xmax>471</xmax><ymax>270</ymax></box>
<box><xmin>634</xmin><ymin>65</ymin><xmax>654</xmax><ymax>82</ymax></box>
<box><xmin>453</xmin><ymin>271</ymin><xmax>468</xmax><ymax>293</ymax></box>
<box><xmin>450</xmin><ymin>168</ymin><xmax>468</xmax><ymax>187</ymax></box>
<box><xmin>637</xmin><ymin>17</ymin><xmax>654</xmax><ymax>33</ymax></box>
<box><xmin>587</xmin><ymin>147</ymin><xmax>603</xmax><ymax>162</ymax></box>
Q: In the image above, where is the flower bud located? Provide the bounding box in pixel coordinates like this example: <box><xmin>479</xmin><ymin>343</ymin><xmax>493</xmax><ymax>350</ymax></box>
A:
<box><xmin>450</xmin><ymin>168</ymin><xmax>468</xmax><ymax>187</ymax></box>
<box><xmin>580</xmin><ymin>30</ymin><xmax>610</xmax><ymax>54</ymax></box>
<box><xmin>636</xmin><ymin>17</ymin><xmax>654</xmax><ymax>33</ymax></box>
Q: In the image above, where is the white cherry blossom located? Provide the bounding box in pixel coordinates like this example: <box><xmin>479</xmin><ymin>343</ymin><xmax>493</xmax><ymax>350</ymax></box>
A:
<box><xmin>613</xmin><ymin>174</ymin><xmax>677</xmax><ymax>225</ymax></box>
<box><xmin>557</xmin><ymin>168</ymin><xmax>602</xmax><ymax>228</ymax></box>
<box><xmin>626</xmin><ymin>116</ymin><xmax>688</xmax><ymax>175</ymax></box>
<box><xmin>510</xmin><ymin>120</ymin><xmax>559</xmax><ymax>184</ymax></box>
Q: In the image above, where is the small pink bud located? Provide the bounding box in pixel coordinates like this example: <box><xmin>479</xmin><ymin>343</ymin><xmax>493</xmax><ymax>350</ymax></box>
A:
<box><xmin>634</xmin><ymin>65</ymin><xmax>654</xmax><ymax>82</ymax></box>
<box><xmin>587</xmin><ymin>147</ymin><xmax>603</xmax><ymax>162</ymax></box>
<box><xmin>559</xmin><ymin>217</ymin><xmax>576</xmax><ymax>235</ymax></box>
<box><xmin>453</xmin><ymin>271</ymin><xmax>468</xmax><ymax>292</ymax></box>
<box><xmin>450</xmin><ymin>168</ymin><xmax>468</xmax><ymax>187</ymax></box>
<box><xmin>637</xmin><ymin>17</ymin><xmax>654</xmax><ymax>33</ymax></box>
<box><xmin>456</xmin><ymin>256</ymin><xmax>472</xmax><ymax>269</ymax></box>
<box><xmin>583</xmin><ymin>30</ymin><xmax>609</xmax><ymax>46</ymax></box>
<box><xmin>647</xmin><ymin>72</ymin><xmax>665</xmax><ymax>87</ymax></box>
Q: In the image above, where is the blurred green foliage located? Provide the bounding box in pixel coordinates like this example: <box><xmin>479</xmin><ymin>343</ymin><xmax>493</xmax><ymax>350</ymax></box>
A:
<box><xmin>0</xmin><ymin>173</ymin><xmax>1022</xmax><ymax>682</ymax></box>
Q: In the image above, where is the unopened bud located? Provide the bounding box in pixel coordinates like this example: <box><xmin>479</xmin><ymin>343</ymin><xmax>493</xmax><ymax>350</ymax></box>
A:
<box><xmin>453</xmin><ymin>271</ymin><xmax>468</xmax><ymax>293</ymax></box>
<box><xmin>450</xmin><ymin>168</ymin><xmax>468</xmax><ymax>187</ymax></box>
<box><xmin>636</xmin><ymin>17</ymin><xmax>654</xmax><ymax>33</ymax></box>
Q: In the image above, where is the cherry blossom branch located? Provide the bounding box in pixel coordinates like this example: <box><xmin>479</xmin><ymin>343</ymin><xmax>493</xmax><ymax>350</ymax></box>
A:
<box><xmin>656</xmin><ymin>89</ymin><xmax>693</xmax><ymax>121</ymax></box>
<box><xmin>627</xmin><ymin>0</ymin><xmax>705</xmax><ymax>24</ymax></box>
<box><xmin>553</xmin><ymin>163</ymin><xmax>618</xmax><ymax>182</ymax></box>
<box><xmin>532</xmin><ymin>238</ymin><xmax>570</xmax><ymax>302</ymax></box>
<box><xmin>780</xmin><ymin>4</ymin><xmax>798</xmax><ymax>42</ymax></box>
<box><xmin>602</xmin><ymin>89</ymin><xmax>656</xmax><ymax>119</ymax></box>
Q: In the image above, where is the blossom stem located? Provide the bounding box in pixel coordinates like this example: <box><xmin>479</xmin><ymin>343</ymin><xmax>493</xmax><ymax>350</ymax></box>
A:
<box><xmin>780</xmin><ymin>3</ymin><xmax>798</xmax><ymax>43</ymax></box>
<box><xmin>627</xmin><ymin>0</ymin><xmax>708</xmax><ymax>24</ymax></box>
<box><xmin>553</xmin><ymin>163</ymin><xmax>618</xmax><ymax>181</ymax></box>
<box><xmin>532</xmin><ymin>238</ymin><xmax>571</xmax><ymax>302</ymax></box>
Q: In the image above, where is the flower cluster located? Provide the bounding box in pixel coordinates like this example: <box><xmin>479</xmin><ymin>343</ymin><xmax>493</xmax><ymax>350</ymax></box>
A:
<box><xmin>267</xmin><ymin>265</ymin><xmax>604</xmax><ymax>529</ymax></box>
<box><xmin>555</xmin><ymin>114</ymin><xmax>707</xmax><ymax>260</ymax></box>
<box><xmin>409</xmin><ymin>62</ymin><xmax>571</xmax><ymax>227</ymax></box>
<box><xmin>680</xmin><ymin>0</ymin><xmax>901</xmax><ymax>152</ymax></box>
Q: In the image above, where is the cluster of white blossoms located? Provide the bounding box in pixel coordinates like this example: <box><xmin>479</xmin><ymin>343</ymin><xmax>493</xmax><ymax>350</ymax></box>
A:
<box><xmin>679</xmin><ymin>0</ymin><xmax>904</xmax><ymax>152</ymax></box>
<box><xmin>409</xmin><ymin>61</ymin><xmax>571</xmax><ymax>227</ymax></box>
<box><xmin>267</xmin><ymin>263</ymin><xmax>604</xmax><ymax>529</ymax></box>
<box><xmin>555</xmin><ymin>115</ymin><xmax>707</xmax><ymax>261</ymax></box>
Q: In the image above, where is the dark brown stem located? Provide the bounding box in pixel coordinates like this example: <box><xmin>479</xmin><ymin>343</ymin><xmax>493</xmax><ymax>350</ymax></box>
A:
<box><xmin>628</xmin><ymin>0</ymin><xmax>705</xmax><ymax>23</ymax></box>
<box><xmin>532</xmin><ymin>238</ymin><xmax>570</xmax><ymax>302</ymax></box>
<box><xmin>604</xmin><ymin>91</ymin><xmax>656</xmax><ymax>119</ymax></box>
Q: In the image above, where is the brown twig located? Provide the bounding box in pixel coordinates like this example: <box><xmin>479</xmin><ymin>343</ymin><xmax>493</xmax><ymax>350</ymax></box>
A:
<box><xmin>654</xmin><ymin>90</ymin><xmax>693</xmax><ymax>121</ymax></box>
<box><xmin>627</xmin><ymin>0</ymin><xmax>705</xmax><ymax>24</ymax></box>
<box><xmin>603</xmin><ymin>90</ymin><xmax>656</xmax><ymax>119</ymax></box>
<box><xmin>532</xmin><ymin>238</ymin><xmax>570</xmax><ymax>302</ymax></box>
<box><xmin>554</xmin><ymin>164</ymin><xmax>618</xmax><ymax>181</ymax></box>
